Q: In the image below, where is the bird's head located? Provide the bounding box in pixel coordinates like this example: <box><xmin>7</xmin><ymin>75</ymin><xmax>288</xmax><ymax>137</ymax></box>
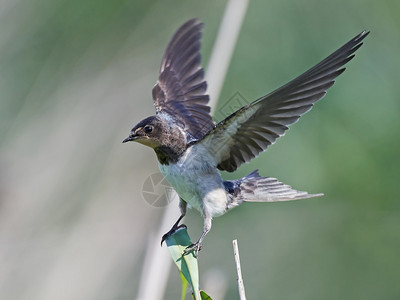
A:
<box><xmin>122</xmin><ymin>115</ymin><xmax>165</xmax><ymax>149</ymax></box>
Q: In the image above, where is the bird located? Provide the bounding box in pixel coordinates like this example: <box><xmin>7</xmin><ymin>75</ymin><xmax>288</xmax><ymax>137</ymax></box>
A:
<box><xmin>123</xmin><ymin>18</ymin><xmax>369</xmax><ymax>256</ymax></box>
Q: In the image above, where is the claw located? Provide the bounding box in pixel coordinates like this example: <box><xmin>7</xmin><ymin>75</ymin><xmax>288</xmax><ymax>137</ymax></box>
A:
<box><xmin>183</xmin><ymin>242</ymin><xmax>202</xmax><ymax>257</ymax></box>
<box><xmin>161</xmin><ymin>223</ymin><xmax>187</xmax><ymax>246</ymax></box>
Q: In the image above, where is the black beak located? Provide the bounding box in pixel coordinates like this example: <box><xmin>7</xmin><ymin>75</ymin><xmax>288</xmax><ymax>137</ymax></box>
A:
<box><xmin>122</xmin><ymin>135</ymin><xmax>136</xmax><ymax>143</ymax></box>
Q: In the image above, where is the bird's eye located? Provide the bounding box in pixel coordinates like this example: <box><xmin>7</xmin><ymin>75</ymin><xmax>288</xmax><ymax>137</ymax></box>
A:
<box><xmin>144</xmin><ymin>125</ymin><xmax>153</xmax><ymax>133</ymax></box>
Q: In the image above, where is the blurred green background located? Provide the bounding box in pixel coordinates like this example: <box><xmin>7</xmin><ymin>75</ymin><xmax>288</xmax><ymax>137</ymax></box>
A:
<box><xmin>1</xmin><ymin>0</ymin><xmax>399</xmax><ymax>299</ymax></box>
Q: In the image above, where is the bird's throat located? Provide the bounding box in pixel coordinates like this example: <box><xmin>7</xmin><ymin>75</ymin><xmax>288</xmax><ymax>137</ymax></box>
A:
<box><xmin>154</xmin><ymin>145</ymin><xmax>186</xmax><ymax>165</ymax></box>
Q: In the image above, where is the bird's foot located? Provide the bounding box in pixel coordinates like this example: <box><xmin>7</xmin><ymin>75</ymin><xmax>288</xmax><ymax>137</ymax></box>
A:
<box><xmin>161</xmin><ymin>223</ymin><xmax>187</xmax><ymax>246</ymax></box>
<box><xmin>183</xmin><ymin>241</ymin><xmax>202</xmax><ymax>257</ymax></box>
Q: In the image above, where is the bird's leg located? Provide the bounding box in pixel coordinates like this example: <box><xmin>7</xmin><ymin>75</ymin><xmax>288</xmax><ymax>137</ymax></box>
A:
<box><xmin>161</xmin><ymin>199</ymin><xmax>187</xmax><ymax>246</ymax></box>
<box><xmin>184</xmin><ymin>212</ymin><xmax>212</xmax><ymax>257</ymax></box>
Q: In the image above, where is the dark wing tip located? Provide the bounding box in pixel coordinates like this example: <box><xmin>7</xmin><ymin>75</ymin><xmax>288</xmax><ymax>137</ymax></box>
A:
<box><xmin>179</xmin><ymin>18</ymin><xmax>204</xmax><ymax>34</ymax></box>
<box><xmin>184</xmin><ymin>17</ymin><xmax>201</xmax><ymax>25</ymax></box>
<box><xmin>174</xmin><ymin>18</ymin><xmax>203</xmax><ymax>31</ymax></box>
<box><xmin>159</xmin><ymin>18</ymin><xmax>204</xmax><ymax>72</ymax></box>
<box><xmin>354</xmin><ymin>30</ymin><xmax>370</xmax><ymax>44</ymax></box>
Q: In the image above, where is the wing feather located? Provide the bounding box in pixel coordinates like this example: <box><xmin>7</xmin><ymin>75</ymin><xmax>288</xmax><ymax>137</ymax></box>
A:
<box><xmin>199</xmin><ymin>31</ymin><xmax>369</xmax><ymax>172</ymax></box>
<box><xmin>152</xmin><ymin>18</ymin><xmax>214</xmax><ymax>140</ymax></box>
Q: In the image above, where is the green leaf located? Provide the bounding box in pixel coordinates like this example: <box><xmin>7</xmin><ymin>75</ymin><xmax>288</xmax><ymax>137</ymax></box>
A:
<box><xmin>192</xmin><ymin>290</ymin><xmax>213</xmax><ymax>300</ymax></box>
<box><xmin>200</xmin><ymin>290</ymin><xmax>213</xmax><ymax>299</ymax></box>
<box><xmin>180</xmin><ymin>271</ymin><xmax>188</xmax><ymax>300</ymax></box>
<box><xmin>165</xmin><ymin>227</ymin><xmax>201</xmax><ymax>300</ymax></box>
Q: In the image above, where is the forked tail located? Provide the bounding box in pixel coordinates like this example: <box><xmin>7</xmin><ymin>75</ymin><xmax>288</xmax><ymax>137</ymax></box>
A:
<box><xmin>224</xmin><ymin>170</ymin><xmax>323</xmax><ymax>210</ymax></box>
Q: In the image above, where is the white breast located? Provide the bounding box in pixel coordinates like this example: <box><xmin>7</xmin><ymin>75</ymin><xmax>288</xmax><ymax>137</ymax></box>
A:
<box><xmin>158</xmin><ymin>144</ymin><xmax>228</xmax><ymax>217</ymax></box>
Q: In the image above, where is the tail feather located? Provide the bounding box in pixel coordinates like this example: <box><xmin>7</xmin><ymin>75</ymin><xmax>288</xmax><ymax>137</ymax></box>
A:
<box><xmin>224</xmin><ymin>169</ymin><xmax>323</xmax><ymax>209</ymax></box>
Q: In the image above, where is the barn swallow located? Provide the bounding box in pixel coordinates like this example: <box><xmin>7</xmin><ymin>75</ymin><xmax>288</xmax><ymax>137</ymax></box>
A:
<box><xmin>123</xmin><ymin>18</ymin><xmax>368</xmax><ymax>256</ymax></box>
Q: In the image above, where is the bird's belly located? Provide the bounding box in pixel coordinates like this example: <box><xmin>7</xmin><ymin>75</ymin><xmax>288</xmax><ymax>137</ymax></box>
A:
<box><xmin>158</xmin><ymin>155</ymin><xmax>227</xmax><ymax>216</ymax></box>
<box><xmin>159</xmin><ymin>162</ymin><xmax>202</xmax><ymax>211</ymax></box>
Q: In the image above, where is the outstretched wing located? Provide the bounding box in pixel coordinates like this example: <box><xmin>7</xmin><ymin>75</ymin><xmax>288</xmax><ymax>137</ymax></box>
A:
<box><xmin>200</xmin><ymin>30</ymin><xmax>369</xmax><ymax>172</ymax></box>
<box><xmin>152</xmin><ymin>18</ymin><xmax>214</xmax><ymax>140</ymax></box>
